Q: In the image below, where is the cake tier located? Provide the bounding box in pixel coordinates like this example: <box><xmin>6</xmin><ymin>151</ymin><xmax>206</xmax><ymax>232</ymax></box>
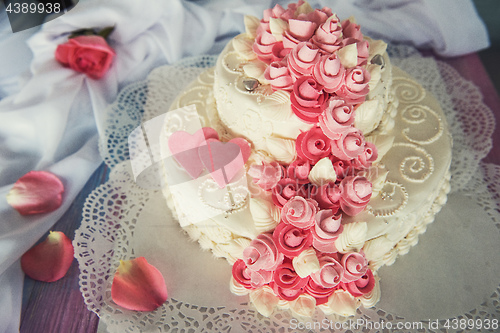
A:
<box><xmin>161</xmin><ymin>65</ymin><xmax>452</xmax><ymax>270</ymax></box>
<box><xmin>212</xmin><ymin>36</ymin><xmax>394</xmax><ymax>164</ymax></box>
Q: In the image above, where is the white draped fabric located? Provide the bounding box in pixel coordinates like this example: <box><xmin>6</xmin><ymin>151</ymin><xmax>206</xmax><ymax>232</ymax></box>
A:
<box><xmin>0</xmin><ymin>0</ymin><xmax>489</xmax><ymax>332</ymax></box>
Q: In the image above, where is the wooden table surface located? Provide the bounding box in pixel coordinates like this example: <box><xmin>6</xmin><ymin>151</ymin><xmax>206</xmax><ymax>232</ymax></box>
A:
<box><xmin>19</xmin><ymin>52</ymin><xmax>500</xmax><ymax>333</ymax></box>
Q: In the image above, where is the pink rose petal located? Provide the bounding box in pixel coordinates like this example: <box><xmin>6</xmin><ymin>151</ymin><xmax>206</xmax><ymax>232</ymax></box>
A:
<box><xmin>111</xmin><ymin>257</ymin><xmax>168</xmax><ymax>312</ymax></box>
<box><xmin>7</xmin><ymin>170</ymin><xmax>64</xmax><ymax>215</ymax></box>
<box><xmin>21</xmin><ymin>231</ymin><xmax>74</xmax><ymax>282</ymax></box>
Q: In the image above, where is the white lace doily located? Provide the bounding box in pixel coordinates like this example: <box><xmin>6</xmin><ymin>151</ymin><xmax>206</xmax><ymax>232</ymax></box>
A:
<box><xmin>74</xmin><ymin>47</ymin><xmax>500</xmax><ymax>333</ymax></box>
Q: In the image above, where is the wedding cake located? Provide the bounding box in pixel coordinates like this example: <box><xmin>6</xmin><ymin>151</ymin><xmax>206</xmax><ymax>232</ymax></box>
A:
<box><xmin>159</xmin><ymin>1</ymin><xmax>452</xmax><ymax>318</ymax></box>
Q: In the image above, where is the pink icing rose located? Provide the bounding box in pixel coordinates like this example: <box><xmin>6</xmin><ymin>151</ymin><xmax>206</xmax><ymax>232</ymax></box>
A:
<box><xmin>272</xmin><ymin>178</ymin><xmax>302</xmax><ymax>207</ymax></box>
<box><xmin>232</xmin><ymin>259</ymin><xmax>272</xmax><ymax>289</ymax></box>
<box><xmin>283</xmin><ymin>20</ymin><xmax>317</xmax><ymax>49</ymax></box>
<box><xmin>248</xmin><ymin>161</ymin><xmax>283</xmax><ymax>190</ymax></box>
<box><xmin>331</xmin><ymin>158</ymin><xmax>354</xmax><ymax>180</ymax></box>
<box><xmin>313</xmin><ymin>182</ymin><xmax>341</xmax><ymax>210</ymax></box>
<box><xmin>264</xmin><ymin>60</ymin><xmax>293</xmax><ymax>91</ymax></box>
<box><xmin>352</xmin><ymin>142</ymin><xmax>378</xmax><ymax>169</ymax></box>
<box><xmin>253</xmin><ymin>29</ymin><xmax>278</xmax><ymax>64</ymax></box>
<box><xmin>330</xmin><ymin>127</ymin><xmax>366</xmax><ymax>161</ymax></box>
<box><xmin>287</xmin><ymin>42</ymin><xmax>321</xmax><ymax>80</ymax></box>
<box><xmin>311</xmin><ymin>16</ymin><xmax>343</xmax><ymax>54</ymax></box>
<box><xmin>262</xmin><ymin>4</ymin><xmax>286</xmax><ymax>23</ymax></box>
<box><xmin>286</xmin><ymin>159</ymin><xmax>311</xmax><ymax>184</ymax></box>
<box><xmin>290</xmin><ymin>76</ymin><xmax>329</xmax><ymax>123</ymax></box>
<box><xmin>312</xmin><ymin>53</ymin><xmax>345</xmax><ymax>93</ymax></box>
<box><xmin>311</xmin><ymin>209</ymin><xmax>343</xmax><ymax>253</ymax></box>
<box><xmin>341</xmin><ymin>19</ymin><xmax>364</xmax><ymax>42</ymax></box>
<box><xmin>340</xmin><ymin>252</ymin><xmax>368</xmax><ymax>283</ymax></box>
<box><xmin>318</xmin><ymin>98</ymin><xmax>355</xmax><ymax>140</ymax></box>
<box><xmin>271</xmin><ymin>260</ymin><xmax>309</xmax><ymax>301</ymax></box>
<box><xmin>281</xmin><ymin>196</ymin><xmax>318</xmax><ymax>229</ymax></box>
<box><xmin>271</xmin><ymin>42</ymin><xmax>291</xmax><ymax>62</ymax></box>
<box><xmin>345</xmin><ymin>269</ymin><xmax>375</xmax><ymax>297</ymax></box>
<box><xmin>243</xmin><ymin>233</ymin><xmax>284</xmax><ymax>272</ymax></box>
<box><xmin>310</xmin><ymin>254</ymin><xmax>344</xmax><ymax>288</ymax></box>
<box><xmin>296</xmin><ymin>126</ymin><xmax>332</xmax><ymax>164</ymax></box>
<box><xmin>304</xmin><ymin>278</ymin><xmax>336</xmax><ymax>305</ymax></box>
<box><xmin>55</xmin><ymin>35</ymin><xmax>115</xmax><ymax>79</ymax></box>
<box><xmin>273</xmin><ymin>222</ymin><xmax>313</xmax><ymax>257</ymax></box>
<box><xmin>339</xmin><ymin>176</ymin><xmax>372</xmax><ymax>216</ymax></box>
<box><xmin>300</xmin><ymin>8</ymin><xmax>332</xmax><ymax>26</ymax></box>
<box><xmin>336</xmin><ymin>66</ymin><xmax>371</xmax><ymax>105</ymax></box>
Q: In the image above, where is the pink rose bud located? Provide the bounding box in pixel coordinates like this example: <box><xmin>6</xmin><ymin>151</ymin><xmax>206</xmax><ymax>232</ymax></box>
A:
<box><xmin>111</xmin><ymin>257</ymin><xmax>168</xmax><ymax>311</ymax></box>
<box><xmin>287</xmin><ymin>42</ymin><xmax>321</xmax><ymax>80</ymax></box>
<box><xmin>296</xmin><ymin>126</ymin><xmax>332</xmax><ymax>164</ymax></box>
<box><xmin>339</xmin><ymin>175</ymin><xmax>372</xmax><ymax>216</ymax></box>
<box><xmin>21</xmin><ymin>231</ymin><xmax>74</xmax><ymax>282</ymax></box>
<box><xmin>336</xmin><ymin>66</ymin><xmax>371</xmax><ymax>105</ymax></box>
<box><xmin>7</xmin><ymin>170</ymin><xmax>64</xmax><ymax>215</ymax></box>
<box><xmin>286</xmin><ymin>159</ymin><xmax>311</xmax><ymax>184</ymax></box>
<box><xmin>290</xmin><ymin>76</ymin><xmax>329</xmax><ymax>123</ymax></box>
<box><xmin>248</xmin><ymin>161</ymin><xmax>283</xmax><ymax>190</ymax></box>
<box><xmin>55</xmin><ymin>35</ymin><xmax>115</xmax><ymax>79</ymax></box>
<box><xmin>264</xmin><ymin>60</ymin><xmax>293</xmax><ymax>91</ymax></box>
<box><xmin>281</xmin><ymin>197</ymin><xmax>318</xmax><ymax>229</ymax></box>
<box><xmin>253</xmin><ymin>29</ymin><xmax>278</xmax><ymax>64</ymax></box>
<box><xmin>345</xmin><ymin>269</ymin><xmax>376</xmax><ymax>297</ymax></box>
<box><xmin>312</xmin><ymin>54</ymin><xmax>345</xmax><ymax>93</ymax></box>
<box><xmin>273</xmin><ymin>222</ymin><xmax>313</xmax><ymax>257</ymax></box>
<box><xmin>271</xmin><ymin>260</ymin><xmax>308</xmax><ymax>301</ymax></box>
<box><xmin>311</xmin><ymin>16</ymin><xmax>343</xmax><ymax>54</ymax></box>
<box><xmin>341</xmin><ymin>19</ymin><xmax>364</xmax><ymax>41</ymax></box>
<box><xmin>318</xmin><ymin>98</ymin><xmax>355</xmax><ymax>140</ymax></box>
<box><xmin>340</xmin><ymin>252</ymin><xmax>368</xmax><ymax>283</ymax></box>
<box><xmin>243</xmin><ymin>233</ymin><xmax>284</xmax><ymax>272</ymax></box>
<box><xmin>331</xmin><ymin>127</ymin><xmax>366</xmax><ymax>161</ymax></box>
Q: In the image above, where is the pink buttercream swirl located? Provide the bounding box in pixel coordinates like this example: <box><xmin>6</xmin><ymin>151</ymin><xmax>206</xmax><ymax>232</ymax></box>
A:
<box><xmin>313</xmin><ymin>182</ymin><xmax>341</xmax><ymax>210</ymax></box>
<box><xmin>287</xmin><ymin>42</ymin><xmax>321</xmax><ymax>80</ymax></box>
<box><xmin>341</xmin><ymin>19</ymin><xmax>363</xmax><ymax>42</ymax></box>
<box><xmin>253</xmin><ymin>29</ymin><xmax>278</xmax><ymax>64</ymax></box>
<box><xmin>336</xmin><ymin>66</ymin><xmax>371</xmax><ymax>105</ymax></box>
<box><xmin>264</xmin><ymin>60</ymin><xmax>294</xmax><ymax>91</ymax></box>
<box><xmin>290</xmin><ymin>75</ymin><xmax>329</xmax><ymax>124</ymax></box>
<box><xmin>352</xmin><ymin>142</ymin><xmax>378</xmax><ymax>169</ymax></box>
<box><xmin>273</xmin><ymin>221</ymin><xmax>313</xmax><ymax>257</ymax></box>
<box><xmin>296</xmin><ymin>126</ymin><xmax>332</xmax><ymax>164</ymax></box>
<box><xmin>311</xmin><ymin>209</ymin><xmax>343</xmax><ymax>253</ymax></box>
<box><xmin>271</xmin><ymin>260</ymin><xmax>309</xmax><ymax>301</ymax></box>
<box><xmin>312</xmin><ymin>53</ymin><xmax>345</xmax><ymax>93</ymax></box>
<box><xmin>345</xmin><ymin>269</ymin><xmax>375</xmax><ymax>297</ymax></box>
<box><xmin>243</xmin><ymin>233</ymin><xmax>284</xmax><ymax>272</ymax></box>
<box><xmin>330</xmin><ymin>127</ymin><xmax>366</xmax><ymax>161</ymax></box>
<box><xmin>340</xmin><ymin>252</ymin><xmax>368</xmax><ymax>283</ymax></box>
<box><xmin>281</xmin><ymin>196</ymin><xmax>318</xmax><ymax>229</ymax></box>
<box><xmin>232</xmin><ymin>259</ymin><xmax>272</xmax><ymax>289</ymax></box>
<box><xmin>339</xmin><ymin>175</ymin><xmax>372</xmax><ymax>216</ymax></box>
<box><xmin>248</xmin><ymin>161</ymin><xmax>283</xmax><ymax>191</ymax></box>
<box><xmin>286</xmin><ymin>159</ymin><xmax>311</xmax><ymax>184</ymax></box>
<box><xmin>272</xmin><ymin>178</ymin><xmax>303</xmax><ymax>207</ymax></box>
<box><xmin>318</xmin><ymin>98</ymin><xmax>355</xmax><ymax>140</ymax></box>
<box><xmin>310</xmin><ymin>254</ymin><xmax>344</xmax><ymax>288</ymax></box>
<box><xmin>311</xmin><ymin>16</ymin><xmax>343</xmax><ymax>54</ymax></box>
<box><xmin>331</xmin><ymin>158</ymin><xmax>355</xmax><ymax>180</ymax></box>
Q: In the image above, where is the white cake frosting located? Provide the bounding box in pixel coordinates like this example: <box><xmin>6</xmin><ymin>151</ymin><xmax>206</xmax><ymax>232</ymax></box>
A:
<box><xmin>160</xmin><ymin>1</ymin><xmax>452</xmax><ymax>319</ymax></box>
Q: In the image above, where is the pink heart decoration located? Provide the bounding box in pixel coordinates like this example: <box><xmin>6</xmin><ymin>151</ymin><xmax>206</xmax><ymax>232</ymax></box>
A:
<box><xmin>168</xmin><ymin>128</ymin><xmax>219</xmax><ymax>179</ymax></box>
<box><xmin>198</xmin><ymin>139</ymin><xmax>249</xmax><ymax>188</ymax></box>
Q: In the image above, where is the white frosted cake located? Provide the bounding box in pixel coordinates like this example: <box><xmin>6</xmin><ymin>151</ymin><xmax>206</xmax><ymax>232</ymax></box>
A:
<box><xmin>160</xmin><ymin>1</ymin><xmax>452</xmax><ymax>318</ymax></box>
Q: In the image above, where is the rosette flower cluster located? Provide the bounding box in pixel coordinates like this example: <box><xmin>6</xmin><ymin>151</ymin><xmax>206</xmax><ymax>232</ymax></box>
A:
<box><xmin>234</xmin><ymin>0</ymin><xmax>383</xmax><ymax>316</ymax></box>
<box><xmin>257</xmin><ymin>1</ymin><xmax>371</xmax><ymax>123</ymax></box>
<box><xmin>232</xmin><ymin>211</ymin><xmax>376</xmax><ymax>305</ymax></box>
